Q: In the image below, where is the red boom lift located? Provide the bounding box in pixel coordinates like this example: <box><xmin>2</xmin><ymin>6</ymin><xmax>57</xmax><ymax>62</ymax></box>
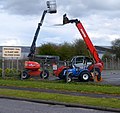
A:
<box><xmin>54</xmin><ymin>14</ymin><xmax>104</xmax><ymax>81</ymax></box>
<box><xmin>21</xmin><ymin>1</ymin><xmax>57</xmax><ymax>79</ymax></box>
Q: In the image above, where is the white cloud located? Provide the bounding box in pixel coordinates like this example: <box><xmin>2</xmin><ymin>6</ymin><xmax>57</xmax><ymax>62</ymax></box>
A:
<box><xmin>0</xmin><ymin>0</ymin><xmax>120</xmax><ymax>47</ymax></box>
<box><xmin>0</xmin><ymin>0</ymin><xmax>45</xmax><ymax>15</ymax></box>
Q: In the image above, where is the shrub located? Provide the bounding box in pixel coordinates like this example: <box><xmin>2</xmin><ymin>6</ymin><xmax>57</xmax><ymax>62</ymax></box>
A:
<box><xmin>5</xmin><ymin>68</ymin><xmax>21</xmax><ymax>77</ymax></box>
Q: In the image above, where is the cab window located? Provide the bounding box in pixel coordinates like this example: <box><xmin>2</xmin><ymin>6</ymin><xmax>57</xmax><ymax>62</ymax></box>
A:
<box><xmin>76</xmin><ymin>57</ymin><xmax>83</xmax><ymax>64</ymax></box>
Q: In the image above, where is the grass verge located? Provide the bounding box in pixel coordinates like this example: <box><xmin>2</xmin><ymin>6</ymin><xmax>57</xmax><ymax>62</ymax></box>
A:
<box><xmin>0</xmin><ymin>88</ymin><xmax>120</xmax><ymax>109</ymax></box>
<box><xmin>0</xmin><ymin>79</ymin><xmax>120</xmax><ymax>95</ymax></box>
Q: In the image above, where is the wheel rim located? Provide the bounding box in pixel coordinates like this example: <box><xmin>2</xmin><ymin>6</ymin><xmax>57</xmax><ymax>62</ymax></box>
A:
<box><xmin>67</xmin><ymin>77</ymin><xmax>71</xmax><ymax>82</ymax></box>
<box><xmin>22</xmin><ymin>73</ymin><xmax>27</xmax><ymax>78</ymax></box>
<box><xmin>42</xmin><ymin>71</ymin><xmax>48</xmax><ymax>78</ymax></box>
<box><xmin>83</xmin><ymin>74</ymin><xmax>89</xmax><ymax>80</ymax></box>
<box><xmin>43</xmin><ymin>73</ymin><xmax>47</xmax><ymax>78</ymax></box>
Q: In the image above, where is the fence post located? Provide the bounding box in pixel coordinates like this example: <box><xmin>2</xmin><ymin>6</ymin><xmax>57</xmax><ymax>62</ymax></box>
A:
<box><xmin>118</xmin><ymin>58</ymin><xmax>119</xmax><ymax>70</ymax></box>
<box><xmin>2</xmin><ymin>57</ymin><xmax>5</xmax><ymax>78</ymax></box>
<box><xmin>11</xmin><ymin>57</ymin><xmax>13</xmax><ymax>69</ymax></box>
<box><xmin>105</xmin><ymin>58</ymin><xmax>108</xmax><ymax>70</ymax></box>
<box><xmin>17</xmin><ymin>57</ymin><xmax>19</xmax><ymax>71</ymax></box>
<box><xmin>64</xmin><ymin>60</ymin><xmax>68</xmax><ymax>83</ymax></box>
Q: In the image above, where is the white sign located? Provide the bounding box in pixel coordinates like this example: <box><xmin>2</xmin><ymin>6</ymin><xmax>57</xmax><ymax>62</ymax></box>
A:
<box><xmin>2</xmin><ymin>47</ymin><xmax>21</xmax><ymax>57</ymax></box>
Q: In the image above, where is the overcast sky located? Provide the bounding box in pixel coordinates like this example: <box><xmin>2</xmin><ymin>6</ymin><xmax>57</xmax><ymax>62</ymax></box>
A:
<box><xmin>0</xmin><ymin>0</ymin><xmax>120</xmax><ymax>47</ymax></box>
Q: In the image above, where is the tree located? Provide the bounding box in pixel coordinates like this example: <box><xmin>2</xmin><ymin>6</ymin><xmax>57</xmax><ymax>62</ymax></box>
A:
<box><xmin>38</xmin><ymin>43</ymin><xmax>58</xmax><ymax>56</ymax></box>
<box><xmin>102</xmin><ymin>52</ymin><xmax>112</xmax><ymax>61</ymax></box>
<box><xmin>37</xmin><ymin>39</ymin><xmax>90</xmax><ymax>60</ymax></box>
<box><xmin>58</xmin><ymin>42</ymin><xmax>74</xmax><ymax>60</ymax></box>
<box><xmin>111</xmin><ymin>39</ymin><xmax>120</xmax><ymax>58</ymax></box>
<box><xmin>73</xmin><ymin>39</ymin><xmax>89</xmax><ymax>56</ymax></box>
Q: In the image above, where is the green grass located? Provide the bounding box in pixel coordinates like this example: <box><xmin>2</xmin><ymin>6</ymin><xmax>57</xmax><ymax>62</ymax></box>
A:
<box><xmin>0</xmin><ymin>88</ymin><xmax>120</xmax><ymax>109</ymax></box>
<box><xmin>0</xmin><ymin>79</ymin><xmax>120</xmax><ymax>95</ymax></box>
<box><xmin>0</xmin><ymin>79</ymin><xmax>120</xmax><ymax>109</ymax></box>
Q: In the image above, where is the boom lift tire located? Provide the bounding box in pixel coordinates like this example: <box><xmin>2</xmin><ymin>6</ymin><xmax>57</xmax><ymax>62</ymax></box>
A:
<box><xmin>78</xmin><ymin>71</ymin><xmax>90</xmax><ymax>82</ymax></box>
<box><xmin>40</xmin><ymin>70</ymin><xmax>49</xmax><ymax>79</ymax></box>
<box><xmin>65</xmin><ymin>72</ymin><xmax>72</xmax><ymax>83</ymax></box>
<box><xmin>58</xmin><ymin>68</ymin><xmax>67</xmax><ymax>79</ymax></box>
<box><xmin>22</xmin><ymin>70</ymin><xmax>30</xmax><ymax>79</ymax></box>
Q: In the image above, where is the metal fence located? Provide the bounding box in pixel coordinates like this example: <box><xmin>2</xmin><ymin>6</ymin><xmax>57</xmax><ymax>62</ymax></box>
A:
<box><xmin>0</xmin><ymin>58</ymin><xmax>26</xmax><ymax>70</ymax></box>
<box><xmin>103</xmin><ymin>58</ymin><xmax>120</xmax><ymax>70</ymax></box>
<box><xmin>0</xmin><ymin>58</ymin><xmax>120</xmax><ymax>78</ymax></box>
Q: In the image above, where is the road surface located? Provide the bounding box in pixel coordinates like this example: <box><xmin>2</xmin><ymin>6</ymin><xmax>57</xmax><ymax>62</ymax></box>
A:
<box><xmin>0</xmin><ymin>98</ymin><xmax>114</xmax><ymax>113</ymax></box>
<box><xmin>101</xmin><ymin>70</ymin><xmax>120</xmax><ymax>86</ymax></box>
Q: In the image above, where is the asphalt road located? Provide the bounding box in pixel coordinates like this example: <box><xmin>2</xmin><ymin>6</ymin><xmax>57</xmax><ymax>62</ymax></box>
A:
<box><xmin>101</xmin><ymin>70</ymin><xmax>120</xmax><ymax>86</ymax></box>
<box><xmin>0</xmin><ymin>98</ymin><xmax>114</xmax><ymax>113</ymax></box>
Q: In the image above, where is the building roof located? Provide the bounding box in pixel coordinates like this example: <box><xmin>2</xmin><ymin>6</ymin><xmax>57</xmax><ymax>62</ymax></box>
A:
<box><xmin>95</xmin><ymin>46</ymin><xmax>112</xmax><ymax>53</ymax></box>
